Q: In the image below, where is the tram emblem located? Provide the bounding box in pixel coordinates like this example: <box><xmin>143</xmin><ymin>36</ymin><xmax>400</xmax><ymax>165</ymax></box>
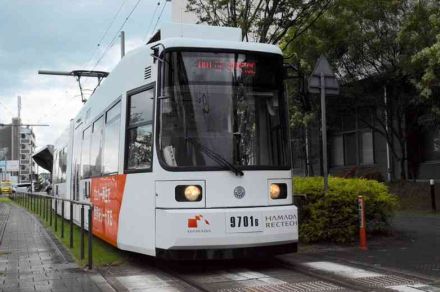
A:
<box><xmin>187</xmin><ymin>215</ymin><xmax>210</xmax><ymax>228</ymax></box>
<box><xmin>234</xmin><ymin>186</ymin><xmax>246</xmax><ymax>199</ymax></box>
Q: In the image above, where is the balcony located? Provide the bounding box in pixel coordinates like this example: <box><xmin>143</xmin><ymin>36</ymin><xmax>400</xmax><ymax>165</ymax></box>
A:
<box><xmin>21</xmin><ymin>139</ymin><xmax>30</xmax><ymax>144</ymax></box>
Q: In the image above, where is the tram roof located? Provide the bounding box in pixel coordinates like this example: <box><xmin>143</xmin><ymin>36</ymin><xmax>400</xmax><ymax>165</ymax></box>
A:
<box><xmin>69</xmin><ymin>24</ymin><xmax>283</xmax><ymax>129</ymax></box>
<box><xmin>156</xmin><ymin>38</ymin><xmax>283</xmax><ymax>56</ymax></box>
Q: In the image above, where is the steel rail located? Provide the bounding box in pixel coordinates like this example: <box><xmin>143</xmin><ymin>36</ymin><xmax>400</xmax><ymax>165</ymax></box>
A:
<box><xmin>273</xmin><ymin>257</ymin><xmax>394</xmax><ymax>292</ymax></box>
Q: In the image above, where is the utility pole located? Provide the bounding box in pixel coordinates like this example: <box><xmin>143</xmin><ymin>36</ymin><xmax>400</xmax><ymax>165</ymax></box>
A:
<box><xmin>17</xmin><ymin>96</ymin><xmax>21</xmax><ymax>183</ymax></box>
<box><xmin>120</xmin><ymin>31</ymin><xmax>125</xmax><ymax>59</ymax></box>
<box><xmin>18</xmin><ymin>96</ymin><xmax>21</xmax><ymax>122</ymax></box>
<box><xmin>384</xmin><ymin>85</ymin><xmax>392</xmax><ymax>182</ymax></box>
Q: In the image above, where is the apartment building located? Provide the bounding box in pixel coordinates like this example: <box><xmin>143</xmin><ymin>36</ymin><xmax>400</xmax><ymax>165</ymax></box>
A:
<box><xmin>19</xmin><ymin>127</ymin><xmax>36</xmax><ymax>183</ymax></box>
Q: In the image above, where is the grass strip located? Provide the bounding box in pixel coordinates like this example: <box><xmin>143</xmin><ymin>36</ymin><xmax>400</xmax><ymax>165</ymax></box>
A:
<box><xmin>0</xmin><ymin>197</ymin><xmax>12</xmax><ymax>203</ymax></box>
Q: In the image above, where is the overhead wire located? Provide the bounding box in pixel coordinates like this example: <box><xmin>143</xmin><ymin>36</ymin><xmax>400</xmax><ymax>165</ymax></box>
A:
<box><xmin>151</xmin><ymin>0</ymin><xmax>168</xmax><ymax>35</ymax></box>
<box><xmin>84</xmin><ymin>0</ymin><xmax>129</xmax><ymax>70</ymax></box>
<box><xmin>91</xmin><ymin>0</ymin><xmax>144</xmax><ymax>71</ymax></box>
<box><xmin>143</xmin><ymin>1</ymin><xmax>161</xmax><ymax>42</ymax></box>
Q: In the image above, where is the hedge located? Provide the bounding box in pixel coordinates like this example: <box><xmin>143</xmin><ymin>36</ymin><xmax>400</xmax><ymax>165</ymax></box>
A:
<box><xmin>293</xmin><ymin>176</ymin><xmax>398</xmax><ymax>243</ymax></box>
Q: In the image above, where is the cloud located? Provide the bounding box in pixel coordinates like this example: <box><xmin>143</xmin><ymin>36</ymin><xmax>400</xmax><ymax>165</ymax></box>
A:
<box><xmin>0</xmin><ymin>0</ymin><xmax>172</xmax><ymax>150</ymax></box>
<box><xmin>4</xmin><ymin>35</ymin><xmax>145</xmax><ymax>149</ymax></box>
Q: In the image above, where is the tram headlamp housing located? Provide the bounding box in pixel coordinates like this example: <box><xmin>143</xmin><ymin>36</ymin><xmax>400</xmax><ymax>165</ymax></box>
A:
<box><xmin>175</xmin><ymin>185</ymin><xmax>202</xmax><ymax>202</ymax></box>
<box><xmin>270</xmin><ymin>183</ymin><xmax>287</xmax><ymax>200</ymax></box>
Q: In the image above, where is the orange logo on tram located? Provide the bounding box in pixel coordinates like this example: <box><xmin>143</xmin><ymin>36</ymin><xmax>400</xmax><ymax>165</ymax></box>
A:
<box><xmin>187</xmin><ymin>215</ymin><xmax>210</xmax><ymax>228</ymax></box>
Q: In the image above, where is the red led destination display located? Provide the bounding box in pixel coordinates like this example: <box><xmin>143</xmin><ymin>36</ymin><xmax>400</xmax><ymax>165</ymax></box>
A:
<box><xmin>196</xmin><ymin>60</ymin><xmax>256</xmax><ymax>75</ymax></box>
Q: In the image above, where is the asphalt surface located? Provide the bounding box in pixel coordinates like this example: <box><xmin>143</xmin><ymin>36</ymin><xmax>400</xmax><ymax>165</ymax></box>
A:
<box><xmin>290</xmin><ymin>212</ymin><xmax>440</xmax><ymax>280</ymax></box>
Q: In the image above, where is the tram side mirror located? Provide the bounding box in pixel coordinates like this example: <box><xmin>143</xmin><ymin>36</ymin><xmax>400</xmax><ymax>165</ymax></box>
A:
<box><xmin>245</xmin><ymin>91</ymin><xmax>278</xmax><ymax>116</ymax></box>
<box><xmin>161</xmin><ymin>98</ymin><xmax>173</xmax><ymax>114</ymax></box>
<box><xmin>266</xmin><ymin>93</ymin><xmax>278</xmax><ymax>116</ymax></box>
<box><xmin>152</xmin><ymin>47</ymin><xmax>160</xmax><ymax>63</ymax></box>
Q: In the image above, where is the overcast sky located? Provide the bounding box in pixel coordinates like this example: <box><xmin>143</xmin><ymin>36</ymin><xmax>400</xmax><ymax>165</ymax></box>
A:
<box><xmin>0</xmin><ymin>0</ymin><xmax>171</xmax><ymax>149</ymax></box>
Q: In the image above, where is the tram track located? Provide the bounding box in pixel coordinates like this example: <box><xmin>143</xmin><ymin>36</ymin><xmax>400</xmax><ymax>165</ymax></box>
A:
<box><xmin>154</xmin><ymin>260</ymin><xmax>212</xmax><ymax>292</ymax></box>
<box><xmin>102</xmin><ymin>252</ymin><xmax>433</xmax><ymax>291</ymax></box>
<box><xmin>272</xmin><ymin>258</ymin><xmax>390</xmax><ymax>292</ymax></box>
<box><xmin>151</xmin><ymin>257</ymin><xmax>369</xmax><ymax>292</ymax></box>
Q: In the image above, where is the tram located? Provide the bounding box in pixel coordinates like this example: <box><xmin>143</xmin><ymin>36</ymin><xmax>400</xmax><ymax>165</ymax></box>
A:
<box><xmin>51</xmin><ymin>23</ymin><xmax>298</xmax><ymax>259</ymax></box>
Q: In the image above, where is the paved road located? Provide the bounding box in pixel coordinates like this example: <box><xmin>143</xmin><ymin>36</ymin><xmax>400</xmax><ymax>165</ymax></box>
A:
<box><xmin>96</xmin><ymin>212</ymin><xmax>440</xmax><ymax>291</ymax></box>
<box><xmin>290</xmin><ymin>212</ymin><xmax>440</xmax><ymax>280</ymax></box>
<box><xmin>3</xmin><ymin>199</ymin><xmax>440</xmax><ymax>292</ymax></box>
<box><xmin>0</xmin><ymin>202</ymin><xmax>108</xmax><ymax>292</ymax></box>
<box><xmin>97</xmin><ymin>248</ymin><xmax>440</xmax><ymax>291</ymax></box>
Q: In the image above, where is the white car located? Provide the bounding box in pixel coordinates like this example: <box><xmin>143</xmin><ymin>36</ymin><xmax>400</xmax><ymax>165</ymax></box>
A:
<box><xmin>12</xmin><ymin>183</ymin><xmax>32</xmax><ymax>193</ymax></box>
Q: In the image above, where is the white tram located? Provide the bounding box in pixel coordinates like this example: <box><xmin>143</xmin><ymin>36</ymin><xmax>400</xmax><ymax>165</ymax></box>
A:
<box><xmin>51</xmin><ymin>23</ymin><xmax>298</xmax><ymax>259</ymax></box>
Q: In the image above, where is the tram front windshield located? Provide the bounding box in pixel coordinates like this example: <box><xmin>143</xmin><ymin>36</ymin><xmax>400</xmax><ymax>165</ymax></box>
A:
<box><xmin>158</xmin><ymin>50</ymin><xmax>290</xmax><ymax>170</ymax></box>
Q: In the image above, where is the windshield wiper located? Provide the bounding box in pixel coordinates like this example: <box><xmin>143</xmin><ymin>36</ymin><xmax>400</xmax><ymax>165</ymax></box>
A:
<box><xmin>186</xmin><ymin>137</ymin><xmax>244</xmax><ymax>176</ymax></box>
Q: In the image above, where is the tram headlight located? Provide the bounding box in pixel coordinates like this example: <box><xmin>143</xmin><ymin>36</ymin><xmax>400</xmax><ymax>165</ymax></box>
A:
<box><xmin>185</xmin><ymin>185</ymin><xmax>201</xmax><ymax>201</ymax></box>
<box><xmin>270</xmin><ymin>183</ymin><xmax>287</xmax><ymax>200</ymax></box>
<box><xmin>175</xmin><ymin>185</ymin><xmax>202</xmax><ymax>202</ymax></box>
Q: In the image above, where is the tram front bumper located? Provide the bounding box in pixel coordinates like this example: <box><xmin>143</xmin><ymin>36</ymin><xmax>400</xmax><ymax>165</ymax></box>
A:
<box><xmin>155</xmin><ymin>205</ymin><xmax>298</xmax><ymax>255</ymax></box>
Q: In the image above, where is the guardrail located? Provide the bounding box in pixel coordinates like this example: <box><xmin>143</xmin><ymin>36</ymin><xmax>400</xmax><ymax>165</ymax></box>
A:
<box><xmin>11</xmin><ymin>191</ymin><xmax>94</xmax><ymax>269</ymax></box>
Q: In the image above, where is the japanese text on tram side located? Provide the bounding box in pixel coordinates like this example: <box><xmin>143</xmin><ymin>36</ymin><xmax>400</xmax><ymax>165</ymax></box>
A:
<box><xmin>94</xmin><ymin>207</ymin><xmax>114</xmax><ymax>226</ymax></box>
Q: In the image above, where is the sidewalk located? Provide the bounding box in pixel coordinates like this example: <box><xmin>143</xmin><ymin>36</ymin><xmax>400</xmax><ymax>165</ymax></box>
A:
<box><xmin>281</xmin><ymin>212</ymin><xmax>440</xmax><ymax>281</ymax></box>
<box><xmin>0</xmin><ymin>200</ymin><xmax>105</xmax><ymax>292</ymax></box>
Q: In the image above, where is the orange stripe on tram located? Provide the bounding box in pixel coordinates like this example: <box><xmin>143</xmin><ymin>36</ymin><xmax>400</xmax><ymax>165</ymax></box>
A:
<box><xmin>91</xmin><ymin>174</ymin><xmax>127</xmax><ymax>246</ymax></box>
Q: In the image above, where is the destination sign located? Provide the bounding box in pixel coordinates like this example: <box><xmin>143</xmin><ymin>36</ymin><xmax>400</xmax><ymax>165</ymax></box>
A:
<box><xmin>196</xmin><ymin>60</ymin><xmax>256</xmax><ymax>75</ymax></box>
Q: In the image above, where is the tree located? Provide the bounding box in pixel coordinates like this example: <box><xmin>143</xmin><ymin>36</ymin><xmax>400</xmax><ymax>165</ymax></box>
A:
<box><xmin>186</xmin><ymin>0</ymin><xmax>333</xmax><ymax>44</ymax></box>
<box><xmin>283</xmin><ymin>0</ymin><xmax>440</xmax><ymax>180</ymax></box>
<box><xmin>401</xmin><ymin>1</ymin><xmax>440</xmax><ymax>102</ymax></box>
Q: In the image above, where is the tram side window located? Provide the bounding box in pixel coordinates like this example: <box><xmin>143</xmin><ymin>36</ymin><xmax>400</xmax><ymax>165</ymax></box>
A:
<box><xmin>103</xmin><ymin>102</ymin><xmax>121</xmax><ymax>174</ymax></box>
<box><xmin>57</xmin><ymin>147</ymin><xmax>67</xmax><ymax>183</ymax></box>
<box><xmin>90</xmin><ymin>116</ymin><xmax>105</xmax><ymax>176</ymax></box>
<box><xmin>126</xmin><ymin>88</ymin><xmax>154</xmax><ymax>171</ymax></box>
<box><xmin>53</xmin><ymin>150</ymin><xmax>59</xmax><ymax>183</ymax></box>
<box><xmin>81</xmin><ymin>126</ymin><xmax>92</xmax><ymax>178</ymax></box>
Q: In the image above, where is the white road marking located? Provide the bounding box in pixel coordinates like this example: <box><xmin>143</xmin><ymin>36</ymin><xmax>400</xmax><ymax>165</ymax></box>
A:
<box><xmin>116</xmin><ymin>274</ymin><xmax>174</xmax><ymax>290</ymax></box>
<box><xmin>303</xmin><ymin>261</ymin><xmax>383</xmax><ymax>278</ymax></box>
<box><xmin>388</xmin><ymin>284</ymin><xmax>440</xmax><ymax>292</ymax></box>
<box><xmin>189</xmin><ymin>269</ymin><xmax>288</xmax><ymax>285</ymax></box>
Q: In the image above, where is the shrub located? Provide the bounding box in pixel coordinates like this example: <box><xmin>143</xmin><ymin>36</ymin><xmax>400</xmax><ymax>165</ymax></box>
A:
<box><xmin>293</xmin><ymin>176</ymin><xmax>398</xmax><ymax>243</ymax></box>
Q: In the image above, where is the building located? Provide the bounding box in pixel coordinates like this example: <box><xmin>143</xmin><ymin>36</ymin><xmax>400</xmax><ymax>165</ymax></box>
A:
<box><xmin>0</xmin><ymin>118</ymin><xmax>36</xmax><ymax>183</ymax></box>
<box><xmin>291</xmin><ymin>79</ymin><xmax>440</xmax><ymax>181</ymax></box>
<box><xmin>0</xmin><ymin>118</ymin><xmax>21</xmax><ymax>182</ymax></box>
<box><xmin>19</xmin><ymin>127</ymin><xmax>36</xmax><ymax>183</ymax></box>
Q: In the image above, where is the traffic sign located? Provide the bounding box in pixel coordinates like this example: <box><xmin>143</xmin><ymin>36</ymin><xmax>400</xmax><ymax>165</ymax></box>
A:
<box><xmin>308</xmin><ymin>56</ymin><xmax>339</xmax><ymax>193</ymax></box>
<box><xmin>308</xmin><ymin>56</ymin><xmax>339</xmax><ymax>95</ymax></box>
